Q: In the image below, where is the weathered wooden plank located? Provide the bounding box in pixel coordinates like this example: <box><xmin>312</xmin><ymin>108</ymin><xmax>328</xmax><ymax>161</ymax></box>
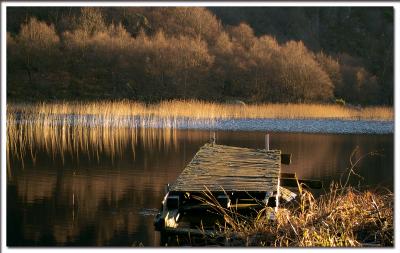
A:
<box><xmin>177</xmin><ymin>169</ymin><xmax>280</xmax><ymax>178</ymax></box>
<box><xmin>170</xmin><ymin>143</ymin><xmax>281</xmax><ymax>192</ymax></box>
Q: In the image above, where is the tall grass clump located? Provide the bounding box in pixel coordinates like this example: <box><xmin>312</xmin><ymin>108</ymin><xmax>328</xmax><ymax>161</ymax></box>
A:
<box><xmin>192</xmin><ymin>148</ymin><xmax>394</xmax><ymax>247</ymax></box>
<box><xmin>196</xmin><ymin>183</ymin><xmax>393</xmax><ymax>247</ymax></box>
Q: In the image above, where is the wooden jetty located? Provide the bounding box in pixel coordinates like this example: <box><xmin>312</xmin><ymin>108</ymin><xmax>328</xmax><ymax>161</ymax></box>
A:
<box><xmin>169</xmin><ymin>143</ymin><xmax>281</xmax><ymax>194</ymax></box>
<box><xmin>154</xmin><ymin>142</ymin><xmax>320</xmax><ymax>244</ymax></box>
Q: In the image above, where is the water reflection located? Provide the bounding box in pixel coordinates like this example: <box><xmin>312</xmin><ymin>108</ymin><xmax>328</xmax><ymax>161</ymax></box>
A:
<box><xmin>7</xmin><ymin>128</ymin><xmax>393</xmax><ymax>246</ymax></box>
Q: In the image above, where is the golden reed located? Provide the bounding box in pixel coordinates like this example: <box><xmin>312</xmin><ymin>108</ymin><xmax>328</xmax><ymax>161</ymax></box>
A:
<box><xmin>8</xmin><ymin>100</ymin><xmax>393</xmax><ymax>120</ymax></box>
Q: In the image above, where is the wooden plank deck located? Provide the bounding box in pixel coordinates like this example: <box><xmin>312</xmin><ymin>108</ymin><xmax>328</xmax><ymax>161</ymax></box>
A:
<box><xmin>169</xmin><ymin>143</ymin><xmax>281</xmax><ymax>192</ymax></box>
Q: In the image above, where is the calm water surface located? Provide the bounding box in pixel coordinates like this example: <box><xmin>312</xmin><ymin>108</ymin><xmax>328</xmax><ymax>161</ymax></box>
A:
<box><xmin>7</xmin><ymin>130</ymin><xmax>393</xmax><ymax>246</ymax></box>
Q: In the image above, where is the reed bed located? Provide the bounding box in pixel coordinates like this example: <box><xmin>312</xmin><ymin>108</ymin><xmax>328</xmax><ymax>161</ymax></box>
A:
<box><xmin>8</xmin><ymin>100</ymin><xmax>393</xmax><ymax>120</ymax></box>
<box><xmin>198</xmin><ymin>184</ymin><xmax>393</xmax><ymax>247</ymax></box>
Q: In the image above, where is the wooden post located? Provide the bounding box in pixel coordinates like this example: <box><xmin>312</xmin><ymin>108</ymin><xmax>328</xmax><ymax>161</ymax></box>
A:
<box><xmin>265</xmin><ymin>134</ymin><xmax>270</xmax><ymax>151</ymax></box>
<box><xmin>210</xmin><ymin>131</ymin><xmax>216</xmax><ymax>146</ymax></box>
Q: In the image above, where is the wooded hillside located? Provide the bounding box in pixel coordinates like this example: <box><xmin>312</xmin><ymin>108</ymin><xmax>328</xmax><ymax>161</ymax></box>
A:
<box><xmin>7</xmin><ymin>7</ymin><xmax>393</xmax><ymax>105</ymax></box>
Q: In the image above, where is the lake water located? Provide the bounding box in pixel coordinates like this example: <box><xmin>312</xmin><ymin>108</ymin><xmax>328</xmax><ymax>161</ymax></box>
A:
<box><xmin>7</xmin><ymin>129</ymin><xmax>393</xmax><ymax>246</ymax></box>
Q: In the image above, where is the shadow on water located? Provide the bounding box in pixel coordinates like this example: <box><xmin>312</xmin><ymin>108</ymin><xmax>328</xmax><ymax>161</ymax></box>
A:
<box><xmin>7</xmin><ymin>125</ymin><xmax>393</xmax><ymax>246</ymax></box>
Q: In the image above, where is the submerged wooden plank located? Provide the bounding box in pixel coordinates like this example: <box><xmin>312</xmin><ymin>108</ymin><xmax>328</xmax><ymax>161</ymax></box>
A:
<box><xmin>169</xmin><ymin>143</ymin><xmax>281</xmax><ymax>192</ymax></box>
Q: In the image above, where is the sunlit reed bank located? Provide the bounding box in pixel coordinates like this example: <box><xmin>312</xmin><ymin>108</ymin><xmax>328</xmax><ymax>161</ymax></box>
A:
<box><xmin>8</xmin><ymin>100</ymin><xmax>393</xmax><ymax>120</ymax></box>
<box><xmin>6</xmin><ymin>100</ymin><xmax>393</xmax><ymax>172</ymax></box>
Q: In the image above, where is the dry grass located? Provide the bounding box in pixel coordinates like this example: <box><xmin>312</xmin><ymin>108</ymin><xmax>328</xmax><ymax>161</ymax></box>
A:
<box><xmin>8</xmin><ymin>100</ymin><xmax>393</xmax><ymax>120</ymax></box>
<box><xmin>198</xmin><ymin>184</ymin><xmax>393</xmax><ymax>247</ymax></box>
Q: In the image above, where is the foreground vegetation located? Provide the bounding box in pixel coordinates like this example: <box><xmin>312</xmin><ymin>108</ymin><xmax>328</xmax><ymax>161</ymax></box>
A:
<box><xmin>200</xmin><ymin>184</ymin><xmax>393</xmax><ymax>247</ymax></box>
<box><xmin>8</xmin><ymin>100</ymin><xmax>393</xmax><ymax>121</ymax></box>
